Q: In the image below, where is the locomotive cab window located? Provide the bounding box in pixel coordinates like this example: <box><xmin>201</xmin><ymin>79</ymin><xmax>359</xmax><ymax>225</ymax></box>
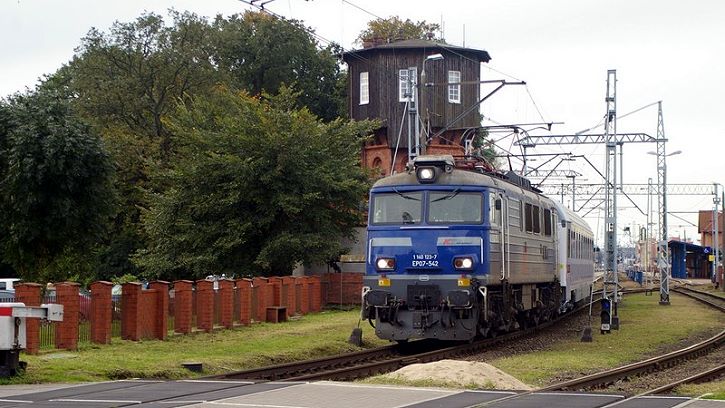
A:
<box><xmin>544</xmin><ymin>209</ymin><xmax>552</xmax><ymax>236</ymax></box>
<box><xmin>429</xmin><ymin>192</ymin><xmax>482</xmax><ymax>224</ymax></box>
<box><xmin>372</xmin><ymin>192</ymin><xmax>422</xmax><ymax>225</ymax></box>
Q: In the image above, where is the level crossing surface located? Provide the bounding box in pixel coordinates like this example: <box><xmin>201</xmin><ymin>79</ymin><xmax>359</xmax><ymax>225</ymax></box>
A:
<box><xmin>0</xmin><ymin>380</ymin><xmax>722</xmax><ymax>408</ymax></box>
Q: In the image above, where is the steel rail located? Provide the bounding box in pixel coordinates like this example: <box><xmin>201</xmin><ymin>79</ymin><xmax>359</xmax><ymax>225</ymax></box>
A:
<box><xmin>211</xmin><ymin>292</ymin><xmax>605</xmax><ymax>382</ymax></box>
<box><xmin>541</xmin><ymin>329</ymin><xmax>725</xmax><ymax>391</ymax></box>
<box><xmin>672</xmin><ymin>287</ymin><xmax>725</xmax><ymax>312</ymax></box>
<box><xmin>206</xmin><ymin>343</ymin><xmax>403</xmax><ymax>381</ymax></box>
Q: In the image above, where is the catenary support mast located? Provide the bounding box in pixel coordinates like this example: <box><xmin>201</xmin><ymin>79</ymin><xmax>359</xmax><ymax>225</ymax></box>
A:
<box><xmin>603</xmin><ymin>70</ymin><xmax>619</xmax><ymax>329</ymax></box>
<box><xmin>656</xmin><ymin>101</ymin><xmax>670</xmax><ymax>305</ymax></box>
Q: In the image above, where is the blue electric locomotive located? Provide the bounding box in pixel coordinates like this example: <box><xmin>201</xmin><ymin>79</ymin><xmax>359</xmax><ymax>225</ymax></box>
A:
<box><xmin>361</xmin><ymin>155</ymin><xmax>594</xmax><ymax>342</ymax></box>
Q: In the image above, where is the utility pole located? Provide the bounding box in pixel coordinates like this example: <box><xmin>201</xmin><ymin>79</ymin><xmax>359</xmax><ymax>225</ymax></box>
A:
<box><xmin>655</xmin><ymin>101</ymin><xmax>671</xmax><ymax>305</ymax></box>
<box><xmin>646</xmin><ymin>177</ymin><xmax>654</xmax><ymax>291</ymax></box>
<box><xmin>722</xmin><ymin>191</ymin><xmax>725</xmax><ymax>292</ymax></box>
<box><xmin>602</xmin><ymin>69</ymin><xmax>619</xmax><ymax>331</ymax></box>
<box><xmin>714</xmin><ymin>184</ymin><xmax>721</xmax><ymax>290</ymax></box>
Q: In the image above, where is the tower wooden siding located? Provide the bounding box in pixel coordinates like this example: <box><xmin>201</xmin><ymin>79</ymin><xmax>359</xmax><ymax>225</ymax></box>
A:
<box><xmin>347</xmin><ymin>48</ymin><xmax>482</xmax><ymax>148</ymax></box>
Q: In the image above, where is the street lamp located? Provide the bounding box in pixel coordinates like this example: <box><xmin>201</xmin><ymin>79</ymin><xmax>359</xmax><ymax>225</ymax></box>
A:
<box><xmin>418</xmin><ymin>53</ymin><xmax>444</xmax><ymax>155</ymax></box>
<box><xmin>647</xmin><ymin>150</ymin><xmax>682</xmax><ymax>157</ymax></box>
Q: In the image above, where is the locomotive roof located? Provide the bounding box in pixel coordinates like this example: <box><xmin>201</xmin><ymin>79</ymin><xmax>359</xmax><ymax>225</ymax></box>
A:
<box><xmin>372</xmin><ymin>167</ymin><xmax>546</xmax><ymax>201</ymax></box>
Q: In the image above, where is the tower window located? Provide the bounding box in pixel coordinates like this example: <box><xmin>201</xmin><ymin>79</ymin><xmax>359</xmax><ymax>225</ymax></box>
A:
<box><xmin>360</xmin><ymin>72</ymin><xmax>369</xmax><ymax>105</ymax></box>
<box><xmin>448</xmin><ymin>70</ymin><xmax>461</xmax><ymax>104</ymax></box>
<box><xmin>399</xmin><ymin>67</ymin><xmax>417</xmax><ymax>103</ymax></box>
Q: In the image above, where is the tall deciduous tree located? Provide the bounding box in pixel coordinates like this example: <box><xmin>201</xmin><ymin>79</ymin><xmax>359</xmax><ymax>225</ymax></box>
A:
<box><xmin>356</xmin><ymin>16</ymin><xmax>441</xmax><ymax>45</ymax></box>
<box><xmin>0</xmin><ymin>90</ymin><xmax>115</xmax><ymax>282</ymax></box>
<box><xmin>212</xmin><ymin>11</ymin><xmax>345</xmax><ymax>122</ymax></box>
<box><xmin>135</xmin><ymin>87</ymin><xmax>375</xmax><ymax>279</ymax></box>
<box><xmin>44</xmin><ymin>10</ymin><xmax>347</xmax><ymax>280</ymax></box>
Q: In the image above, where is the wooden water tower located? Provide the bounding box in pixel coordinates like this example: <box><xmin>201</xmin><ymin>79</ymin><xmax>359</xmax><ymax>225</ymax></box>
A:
<box><xmin>342</xmin><ymin>39</ymin><xmax>491</xmax><ymax>176</ymax></box>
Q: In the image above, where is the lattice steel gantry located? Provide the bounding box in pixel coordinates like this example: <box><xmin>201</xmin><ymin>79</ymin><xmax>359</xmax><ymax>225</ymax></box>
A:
<box><xmin>655</xmin><ymin>101</ymin><xmax>670</xmax><ymax>305</ymax></box>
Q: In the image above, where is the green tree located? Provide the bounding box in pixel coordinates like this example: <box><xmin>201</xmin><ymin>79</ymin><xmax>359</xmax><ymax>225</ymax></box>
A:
<box><xmin>356</xmin><ymin>16</ymin><xmax>441</xmax><ymax>45</ymax></box>
<box><xmin>44</xmin><ymin>10</ymin><xmax>348</xmax><ymax>280</ymax></box>
<box><xmin>213</xmin><ymin>11</ymin><xmax>345</xmax><ymax>121</ymax></box>
<box><xmin>0</xmin><ymin>89</ymin><xmax>115</xmax><ymax>282</ymax></box>
<box><xmin>135</xmin><ymin>87</ymin><xmax>375</xmax><ymax>279</ymax></box>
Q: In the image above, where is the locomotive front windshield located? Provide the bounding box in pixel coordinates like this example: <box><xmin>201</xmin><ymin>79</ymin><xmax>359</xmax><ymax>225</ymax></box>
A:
<box><xmin>372</xmin><ymin>192</ymin><xmax>423</xmax><ymax>224</ymax></box>
<box><xmin>428</xmin><ymin>191</ymin><xmax>482</xmax><ymax>224</ymax></box>
<box><xmin>371</xmin><ymin>190</ymin><xmax>483</xmax><ymax>225</ymax></box>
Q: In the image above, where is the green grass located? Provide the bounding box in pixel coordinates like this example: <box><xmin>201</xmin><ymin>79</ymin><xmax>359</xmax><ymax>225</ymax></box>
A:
<box><xmin>675</xmin><ymin>379</ymin><xmax>725</xmax><ymax>399</ymax></box>
<box><xmin>2</xmin><ymin>310</ymin><xmax>387</xmax><ymax>384</ymax></box>
<box><xmin>491</xmin><ymin>293</ymin><xmax>725</xmax><ymax>387</ymax></box>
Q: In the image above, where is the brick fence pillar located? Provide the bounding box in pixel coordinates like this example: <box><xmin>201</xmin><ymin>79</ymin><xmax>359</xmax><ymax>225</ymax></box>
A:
<box><xmin>282</xmin><ymin>277</ymin><xmax>296</xmax><ymax>317</ymax></box>
<box><xmin>236</xmin><ymin>279</ymin><xmax>253</xmax><ymax>326</ymax></box>
<box><xmin>297</xmin><ymin>277</ymin><xmax>309</xmax><ymax>315</ymax></box>
<box><xmin>173</xmin><ymin>280</ymin><xmax>193</xmax><ymax>334</ymax></box>
<box><xmin>89</xmin><ymin>281</ymin><xmax>113</xmax><ymax>344</ymax></box>
<box><xmin>121</xmin><ymin>282</ymin><xmax>142</xmax><ymax>341</ymax></box>
<box><xmin>149</xmin><ymin>281</ymin><xmax>169</xmax><ymax>340</ymax></box>
<box><xmin>310</xmin><ymin>275</ymin><xmax>322</xmax><ymax>312</ymax></box>
<box><xmin>218</xmin><ymin>279</ymin><xmax>234</xmax><ymax>329</ymax></box>
<box><xmin>14</xmin><ymin>283</ymin><xmax>42</xmax><ymax>354</ymax></box>
<box><xmin>196</xmin><ymin>280</ymin><xmax>214</xmax><ymax>332</ymax></box>
<box><xmin>252</xmin><ymin>277</ymin><xmax>268</xmax><ymax>322</ymax></box>
<box><xmin>268</xmin><ymin>277</ymin><xmax>282</xmax><ymax>306</ymax></box>
<box><xmin>55</xmin><ymin>282</ymin><xmax>80</xmax><ymax>350</ymax></box>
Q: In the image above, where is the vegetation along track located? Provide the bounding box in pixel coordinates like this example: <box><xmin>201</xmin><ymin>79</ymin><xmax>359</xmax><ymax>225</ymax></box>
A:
<box><xmin>539</xmin><ymin>286</ymin><xmax>725</xmax><ymax>394</ymax></box>
<box><xmin>210</xmin><ymin>295</ymin><xmax>602</xmax><ymax>382</ymax></box>
<box><xmin>672</xmin><ymin>286</ymin><xmax>725</xmax><ymax>312</ymax></box>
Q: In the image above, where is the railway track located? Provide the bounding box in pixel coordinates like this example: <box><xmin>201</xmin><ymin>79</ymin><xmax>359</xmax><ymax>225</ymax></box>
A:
<box><xmin>672</xmin><ymin>286</ymin><xmax>725</xmax><ymax>312</ymax></box>
<box><xmin>535</xmin><ymin>285</ymin><xmax>725</xmax><ymax>394</ymax></box>
<box><xmin>541</xmin><ymin>329</ymin><xmax>725</xmax><ymax>392</ymax></box>
<box><xmin>210</xmin><ymin>297</ymin><xmax>596</xmax><ymax>382</ymax></box>
<box><xmin>212</xmin><ymin>287</ymin><xmax>720</xmax><ymax>389</ymax></box>
<box><xmin>213</xmin><ymin>325</ymin><xmax>553</xmax><ymax>382</ymax></box>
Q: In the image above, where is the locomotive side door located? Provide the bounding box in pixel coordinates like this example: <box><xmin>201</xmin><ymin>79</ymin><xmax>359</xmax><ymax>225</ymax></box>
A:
<box><xmin>501</xmin><ymin>194</ymin><xmax>510</xmax><ymax>280</ymax></box>
<box><xmin>491</xmin><ymin>192</ymin><xmax>508</xmax><ymax>280</ymax></box>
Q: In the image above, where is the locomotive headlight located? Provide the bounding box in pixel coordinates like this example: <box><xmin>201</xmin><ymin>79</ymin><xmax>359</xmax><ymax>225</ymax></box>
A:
<box><xmin>376</xmin><ymin>257</ymin><xmax>396</xmax><ymax>271</ymax></box>
<box><xmin>453</xmin><ymin>257</ymin><xmax>474</xmax><ymax>270</ymax></box>
<box><xmin>416</xmin><ymin>167</ymin><xmax>437</xmax><ymax>183</ymax></box>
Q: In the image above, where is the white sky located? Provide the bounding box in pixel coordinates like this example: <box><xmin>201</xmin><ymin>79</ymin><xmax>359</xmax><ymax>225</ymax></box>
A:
<box><xmin>2</xmin><ymin>0</ymin><xmax>723</xmax><ymax>247</ymax></box>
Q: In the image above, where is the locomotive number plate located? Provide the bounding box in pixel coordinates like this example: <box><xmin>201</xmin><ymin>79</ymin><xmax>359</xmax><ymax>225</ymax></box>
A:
<box><xmin>412</xmin><ymin>254</ymin><xmax>439</xmax><ymax>268</ymax></box>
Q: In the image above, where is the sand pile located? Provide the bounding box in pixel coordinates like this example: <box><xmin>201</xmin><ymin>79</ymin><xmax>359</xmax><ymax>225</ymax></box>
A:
<box><xmin>381</xmin><ymin>359</ymin><xmax>531</xmax><ymax>390</ymax></box>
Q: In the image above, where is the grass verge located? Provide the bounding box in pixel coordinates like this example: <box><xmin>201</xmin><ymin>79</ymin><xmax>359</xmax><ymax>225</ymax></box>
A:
<box><xmin>675</xmin><ymin>379</ymin><xmax>725</xmax><ymax>400</ymax></box>
<box><xmin>1</xmin><ymin>309</ymin><xmax>387</xmax><ymax>385</ymax></box>
<box><xmin>491</xmin><ymin>293</ymin><xmax>724</xmax><ymax>388</ymax></box>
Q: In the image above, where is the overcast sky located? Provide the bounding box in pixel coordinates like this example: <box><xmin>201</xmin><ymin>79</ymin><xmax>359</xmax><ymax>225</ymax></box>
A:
<box><xmin>2</xmin><ymin>0</ymin><xmax>723</xmax><ymax>246</ymax></box>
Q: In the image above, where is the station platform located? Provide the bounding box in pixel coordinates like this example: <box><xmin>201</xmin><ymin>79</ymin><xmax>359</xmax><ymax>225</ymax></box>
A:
<box><xmin>0</xmin><ymin>379</ymin><xmax>723</xmax><ymax>408</ymax></box>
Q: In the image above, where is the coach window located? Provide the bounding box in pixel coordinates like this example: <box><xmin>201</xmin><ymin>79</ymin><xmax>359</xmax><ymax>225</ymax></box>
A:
<box><xmin>543</xmin><ymin>209</ymin><xmax>552</xmax><ymax>236</ymax></box>
<box><xmin>532</xmin><ymin>205</ymin><xmax>541</xmax><ymax>234</ymax></box>
<box><xmin>525</xmin><ymin>203</ymin><xmax>533</xmax><ymax>232</ymax></box>
<box><xmin>509</xmin><ymin>198</ymin><xmax>522</xmax><ymax>230</ymax></box>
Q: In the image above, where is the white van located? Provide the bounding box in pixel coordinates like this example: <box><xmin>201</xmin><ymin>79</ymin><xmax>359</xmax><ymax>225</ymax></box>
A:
<box><xmin>0</xmin><ymin>278</ymin><xmax>20</xmax><ymax>291</ymax></box>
